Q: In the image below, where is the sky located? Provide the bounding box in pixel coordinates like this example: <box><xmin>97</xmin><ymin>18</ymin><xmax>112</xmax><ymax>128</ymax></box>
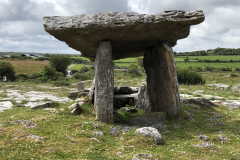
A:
<box><xmin>0</xmin><ymin>0</ymin><xmax>240</xmax><ymax>55</ymax></box>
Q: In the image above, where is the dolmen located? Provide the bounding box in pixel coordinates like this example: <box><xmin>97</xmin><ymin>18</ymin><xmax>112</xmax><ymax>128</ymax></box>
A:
<box><xmin>43</xmin><ymin>10</ymin><xmax>205</xmax><ymax>123</ymax></box>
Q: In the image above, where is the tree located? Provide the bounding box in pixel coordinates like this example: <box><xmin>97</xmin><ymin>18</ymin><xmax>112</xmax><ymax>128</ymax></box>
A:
<box><xmin>50</xmin><ymin>55</ymin><xmax>72</xmax><ymax>75</ymax></box>
<box><xmin>0</xmin><ymin>62</ymin><xmax>16</xmax><ymax>81</ymax></box>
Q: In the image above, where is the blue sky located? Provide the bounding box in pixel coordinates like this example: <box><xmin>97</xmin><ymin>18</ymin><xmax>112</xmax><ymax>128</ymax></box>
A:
<box><xmin>0</xmin><ymin>0</ymin><xmax>240</xmax><ymax>54</ymax></box>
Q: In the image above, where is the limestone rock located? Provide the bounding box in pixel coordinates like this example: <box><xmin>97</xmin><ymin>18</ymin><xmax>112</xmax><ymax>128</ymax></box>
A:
<box><xmin>135</xmin><ymin>127</ymin><xmax>162</xmax><ymax>144</ymax></box>
<box><xmin>195</xmin><ymin>134</ymin><xmax>210</xmax><ymax>141</ymax></box>
<box><xmin>93</xmin><ymin>131</ymin><xmax>104</xmax><ymax>136</ymax></box>
<box><xmin>182</xmin><ymin>98</ymin><xmax>218</xmax><ymax>108</ymax></box>
<box><xmin>136</xmin><ymin>85</ymin><xmax>151</xmax><ymax>112</ymax></box>
<box><xmin>69</xmin><ymin>103</ymin><xmax>83</xmax><ymax>115</ymax></box>
<box><xmin>68</xmin><ymin>91</ymin><xmax>88</xmax><ymax>100</ymax></box>
<box><xmin>0</xmin><ymin>101</ymin><xmax>13</xmax><ymax>113</ymax></box>
<box><xmin>132</xmin><ymin>154</ymin><xmax>160</xmax><ymax>160</ymax></box>
<box><xmin>193</xmin><ymin>142</ymin><xmax>214</xmax><ymax>148</ymax></box>
<box><xmin>43</xmin><ymin>11</ymin><xmax>204</xmax><ymax>60</ymax></box>
<box><xmin>110</xmin><ymin>126</ymin><xmax>122</xmax><ymax>135</ymax></box>
<box><xmin>28</xmin><ymin>101</ymin><xmax>59</xmax><ymax>109</ymax></box>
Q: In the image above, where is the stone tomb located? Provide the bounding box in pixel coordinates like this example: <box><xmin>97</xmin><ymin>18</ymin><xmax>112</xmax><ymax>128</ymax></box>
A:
<box><xmin>43</xmin><ymin>10</ymin><xmax>205</xmax><ymax>123</ymax></box>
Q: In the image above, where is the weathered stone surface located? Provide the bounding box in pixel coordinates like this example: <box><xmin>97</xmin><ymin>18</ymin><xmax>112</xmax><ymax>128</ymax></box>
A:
<box><xmin>29</xmin><ymin>101</ymin><xmax>59</xmax><ymax>109</ymax></box>
<box><xmin>114</xmin><ymin>86</ymin><xmax>138</xmax><ymax>95</ymax></box>
<box><xmin>43</xmin><ymin>11</ymin><xmax>204</xmax><ymax>60</ymax></box>
<box><xmin>110</xmin><ymin>126</ymin><xmax>122</xmax><ymax>135</ymax></box>
<box><xmin>143</xmin><ymin>44</ymin><xmax>180</xmax><ymax>116</ymax></box>
<box><xmin>136</xmin><ymin>85</ymin><xmax>151</xmax><ymax>112</ymax></box>
<box><xmin>68</xmin><ymin>91</ymin><xmax>88</xmax><ymax>100</ymax></box>
<box><xmin>135</xmin><ymin>127</ymin><xmax>162</xmax><ymax>144</ymax></box>
<box><xmin>69</xmin><ymin>103</ymin><xmax>83</xmax><ymax>115</ymax></box>
<box><xmin>182</xmin><ymin>98</ymin><xmax>218</xmax><ymax>108</ymax></box>
<box><xmin>94</xmin><ymin>41</ymin><xmax>114</xmax><ymax>123</ymax></box>
<box><xmin>0</xmin><ymin>101</ymin><xmax>13</xmax><ymax>113</ymax></box>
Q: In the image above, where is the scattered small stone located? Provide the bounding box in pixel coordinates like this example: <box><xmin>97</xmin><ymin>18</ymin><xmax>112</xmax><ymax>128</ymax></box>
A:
<box><xmin>0</xmin><ymin>128</ymin><xmax>3</xmax><ymax>131</ymax></box>
<box><xmin>218</xmin><ymin>135</ymin><xmax>228</xmax><ymax>143</ymax></box>
<box><xmin>90</xmin><ymin>137</ymin><xmax>100</xmax><ymax>142</ymax></box>
<box><xmin>0</xmin><ymin>124</ymin><xmax>2</xmax><ymax>127</ymax></box>
<box><xmin>214</xmin><ymin>123</ymin><xmax>225</xmax><ymax>126</ymax></box>
<box><xmin>93</xmin><ymin>131</ymin><xmax>104</xmax><ymax>136</ymax></box>
<box><xmin>116</xmin><ymin>152</ymin><xmax>122</xmax><ymax>155</ymax></box>
<box><xmin>93</xmin><ymin>123</ymin><xmax>101</xmax><ymax>128</ymax></box>
<box><xmin>59</xmin><ymin>108</ymin><xmax>64</xmax><ymax>111</ymax></box>
<box><xmin>195</xmin><ymin>134</ymin><xmax>210</xmax><ymax>141</ymax></box>
<box><xmin>180</xmin><ymin>151</ymin><xmax>186</xmax><ymax>154</ymax></box>
<box><xmin>188</xmin><ymin>116</ymin><xmax>196</xmax><ymax>122</ymax></box>
<box><xmin>193</xmin><ymin>142</ymin><xmax>214</xmax><ymax>148</ymax></box>
<box><xmin>14</xmin><ymin>135</ymin><xmax>45</xmax><ymax>142</ymax></box>
<box><xmin>132</xmin><ymin>154</ymin><xmax>159</xmax><ymax>160</ymax></box>
<box><xmin>110</xmin><ymin>126</ymin><xmax>122</xmax><ymax>135</ymax></box>
<box><xmin>135</xmin><ymin>127</ymin><xmax>162</xmax><ymax>144</ymax></box>
<box><xmin>10</xmin><ymin>120</ymin><xmax>35</xmax><ymax>128</ymax></box>
<box><xmin>205</xmin><ymin>118</ymin><xmax>221</xmax><ymax>122</ymax></box>
<box><xmin>184</xmin><ymin>110</ymin><xmax>194</xmax><ymax>116</ymax></box>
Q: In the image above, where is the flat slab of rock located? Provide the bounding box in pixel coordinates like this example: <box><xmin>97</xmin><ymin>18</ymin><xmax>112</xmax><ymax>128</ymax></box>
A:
<box><xmin>0</xmin><ymin>101</ymin><xmax>13</xmax><ymax>113</ymax></box>
<box><xmin>44</xmin><ymin>10</ymin><xmax>204</xmax><ymax>60</ymax></box>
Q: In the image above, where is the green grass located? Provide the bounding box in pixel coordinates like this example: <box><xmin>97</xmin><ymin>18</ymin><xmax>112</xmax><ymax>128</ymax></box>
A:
<box><xmin>70</xmin><ymin>57</ymin><xmax>91</xmax><ymax>62</ymax></box>
<box><xmin>68</xmin><ymin>64</ymin><xmax>85</xmax><ymax>70</ymax></box>
<box><xmin>176</xmin><ymin>62</ymin><xmax>240</xmax><ymax>70</ymax></box>
<box><xmin>178</xmin><ymin>55</ymin><xmax>240</xmax><ymax>61</ymax></box>
<box><xmin>114</xmin><ymin>57</ymin><xmax>138</xmax><ymax>63</ymax></box>
<box><xmin>1</xmin><ymin>99</ymin><xmax>239</xmax><ymax>159</ymax></box>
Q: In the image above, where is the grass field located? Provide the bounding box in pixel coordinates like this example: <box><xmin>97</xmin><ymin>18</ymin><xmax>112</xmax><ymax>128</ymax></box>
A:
<box><xmin>176</xmin><ymin>62</ymin><xmax>240</xmax><ymax>70</ymax></box>
<box><xmin>178</xmin><ymin>55</ymin><xmax>240</xmax><ymax>61</ymax></box>
<box><xmin>0</xmin><ymin>60</ymin><xmax>49</xmax><ymax>74</ymax></box>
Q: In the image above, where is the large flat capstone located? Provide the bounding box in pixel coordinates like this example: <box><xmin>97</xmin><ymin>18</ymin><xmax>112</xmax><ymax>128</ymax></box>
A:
<box><xmin>43</xmin><ymin>10</ymin><xmax>204</xmax><ymax>60</ymax></box>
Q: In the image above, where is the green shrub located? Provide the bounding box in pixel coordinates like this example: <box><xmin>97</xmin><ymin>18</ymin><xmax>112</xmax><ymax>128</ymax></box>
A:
<box><xmin>72</xmin><ymin>73</ymin><xmax>91</xmax><ymax>81</ymax></box>
<box><xmin>50</xmin><ymin>55</ymin><xmax>72</xmax><ymax>75</ymax></box>
<box><xmin>16</xmin><ymin>73</ymin><xmax>29</xmax><ymax>81</ymax></box>
<box><xmin>79</xmin><ymin>66</ymin><xmax>90</xmax><ymax>73</ymax></box>
<box><xmin>177</xmin><ymin>69</ymin><xmax>205</xmax><ymax>85</ymax></box>
<box><xmin>0</xmin><ymin>61</ymin><xmax>16</xmax><ymax>81</ymax></box>
<box><xmin>230</xmin><ymin>73</ymin><xmax>238</xmax><ymax>77</ymax></box>
<box><xmin>53</xmin><ymin>79</ymin><xmax>70</xmax><ymax>86</ymax></box>
<box><xmin>43</xmin><ymin>66</ymin><xmax>56</xmax><ymax>79</ymax></box>
<box><xmin>127</xmin><ymin>64</ymin><xmax>142</xmax><ymax>77</ymax></box>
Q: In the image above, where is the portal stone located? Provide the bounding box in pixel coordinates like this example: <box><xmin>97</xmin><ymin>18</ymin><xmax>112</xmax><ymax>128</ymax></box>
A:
<box><xmin>143</xmin><ymin>43</ymin><xmax>180</xmax><ymax>116</ymax></box>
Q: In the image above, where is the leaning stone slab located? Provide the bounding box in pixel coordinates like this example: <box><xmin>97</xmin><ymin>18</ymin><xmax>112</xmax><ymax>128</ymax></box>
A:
<box><xmin>43</xmin><ymin>10</ymin><xmax>204</xmax><ymax>60</ymax></box>
<box><xmin>135</xmin><ymin>127</ymin><xmax>162</xmax><ymax>144</ymax></box>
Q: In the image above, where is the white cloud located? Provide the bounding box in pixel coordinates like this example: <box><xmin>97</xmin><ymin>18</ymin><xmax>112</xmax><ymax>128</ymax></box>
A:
<box><xmin>0</xmin><ymin>0</ymin><xmax>240</xmax><ymax>54</ymax></box>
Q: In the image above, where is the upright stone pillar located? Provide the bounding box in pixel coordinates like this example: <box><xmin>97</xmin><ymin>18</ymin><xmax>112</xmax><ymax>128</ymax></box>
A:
<box><xmin>94</xmin><ymin>41</ymin><xmax>114</xmax><ymax>123</ymax></box>
<box><xmin>143</xmin><ymin>43</ymin><xmax>180</xmax><ymax>116</ymax></box>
